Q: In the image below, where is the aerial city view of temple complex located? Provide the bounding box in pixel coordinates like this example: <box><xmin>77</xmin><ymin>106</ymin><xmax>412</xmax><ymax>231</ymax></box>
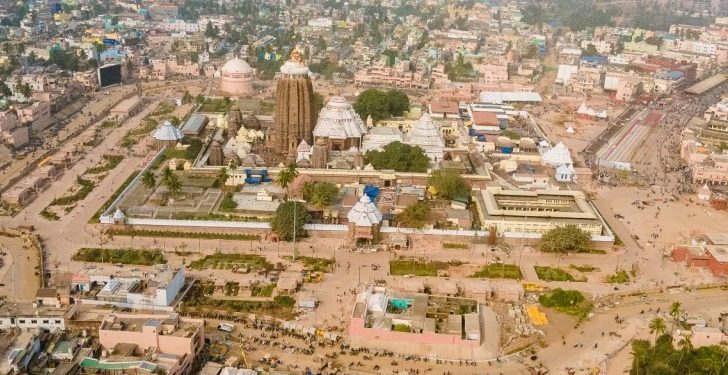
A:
<box><xmin>2</xmin><ymin>2</ymin><xmax>728</xmax><ymax>374</ymax></box>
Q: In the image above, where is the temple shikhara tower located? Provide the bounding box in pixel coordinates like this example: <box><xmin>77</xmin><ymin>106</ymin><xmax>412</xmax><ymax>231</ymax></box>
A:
<box><xmin>267</xmin><ymin>49</ymin><xmax>317</xmax><ymax>161</ymax></box>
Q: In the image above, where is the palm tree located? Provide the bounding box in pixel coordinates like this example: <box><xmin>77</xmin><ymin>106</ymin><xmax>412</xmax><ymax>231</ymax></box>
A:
<box><xmin>141</xmin><ymin>170</ymin><xmax>156</xmax><ymax>190</ymax></box>
<box><xmin>165</xmin><ymin>174</ymin><xmax>182</xmax><ymax>200</ymax></box>
<box><xmin>310</xmin><ymin>191</ymin><xmax>328</xmax><ymax>211</ymax></box>
<box><xmin>162</xmin><ymin>167</ymin><xmax>174</xmax><ymax>184</ymax></box>
<box><xmin>276</xmin><ymin>163</ymin><xmax>298</xmax><ymax>198</ymax></box>
<box><xmin>649</xmin><ymin>317</ymin><xmax>667</xmax><ymax>351</ymax></box>
<box><xmin>677</xmin><ymin>335</ymin><xmax>693</xmax><ymax>367</ymax></box>
<box><xmin>669</xmin><ymin>301</ymin><xmax>682</xmax><ymax>335</ymax></box>
<box><xmin>217</xmin><ymin>167</ymin><xmax>229</xmax><ymax>187</ymax></box>
<box><xmin>300</xmin><ymin>181</ymin><xmax>315</xmax><ymax>201</ymax></box>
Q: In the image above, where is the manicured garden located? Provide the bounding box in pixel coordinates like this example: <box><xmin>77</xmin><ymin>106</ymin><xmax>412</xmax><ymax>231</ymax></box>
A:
<box><xmin>284</xmin><ymin>256</ymin><xmax>335</xmax><ymax>273</ymax></box>
<box><xmin>187</xmin><ymin>253</ymin><xmax>273</xmax><ymax>272</ymax></box>
<box><xmin>469</xmin><ymin>263</ymin><xmax>523</xmax><ymax>279</ymax></box>
<box><xmin>389</xmin><ymin>259</ymin><xmax>460</xmax><ymax>277</ymax></box>
<box><xmin>534</xmin><ymin>266</ymin><xmax>586</xmax><ymax>282</ymax></box>
<box><xmin>182</xmin><ymin>281</ymin><xmax>295</xmax><ymax>319</ymax></box>
<box><xmin>72</xmin><ymin>247</ymin><xmax>166</xmax><ymax>265</ymax></box>
<box><xmin>538</xmin><ymin>288</ymin><xmax>593</xmax><ymax>319</ymax></box>
<box><xmin>605</xmin><ymin>270</ymin><xmax>630</xmax><ymax>283</ymax></box>
<box><xmin>107</xmin><ymin>228</ymin><xmax>259</xmax><ymax>241</ymax></box>
<box><xmin>443</xmin><ymin>243</ymin><xmax>469</xmax><ymax>250</ymax></box>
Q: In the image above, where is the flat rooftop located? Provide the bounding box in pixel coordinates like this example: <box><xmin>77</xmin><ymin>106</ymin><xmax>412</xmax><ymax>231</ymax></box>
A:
<box><xmin>707</xmin><ymin>245</ymin><xmax>728</xmax><ymax>263</ymax></box>
<box><xmin>101</xmin><ymin>314</ymin><xmax>199</xmax><ymax>337</ymax></box>
<box><xmin>686</xmin><ymin>74</ymin><xmax>727</xmax><ymax>95</ymax></box>
<box><xmin>110</xmin><ymin>97</ymin><xmax>142</xmax><ymax>113</ymax></box>
<box><xmin>481</xmin><ymin>189</ymin><xmax>597</xmax><ymax>220</ymax></box>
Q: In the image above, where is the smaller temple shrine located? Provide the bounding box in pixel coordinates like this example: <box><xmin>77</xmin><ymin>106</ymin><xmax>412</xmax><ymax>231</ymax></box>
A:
<box><xmin>347</xmin><ymin>195</ymin><xmax>383</xmax><ymax>244</ymax></box>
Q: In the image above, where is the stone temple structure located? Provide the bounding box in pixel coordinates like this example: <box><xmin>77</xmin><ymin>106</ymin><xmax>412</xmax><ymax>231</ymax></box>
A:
<box><xmin>208</xmin><ymin>140</ymin><xmax>224</xmax><ymax>166</ymax></box>
<box><xmin>312</xmin><ymin>96</ymin><xmax>368</xmax><ymax>151</ymax></box>
<box><xmin>227</xmin><ymin>104</ymin><xmax>243</xmax><ymax>139</ymax></box>
<box><xmin>153</xmin><ymin>120</ymin><xmax>184</xmax><ymax>149</ymax></box>
<box><xmin>347</xmin><ymin>194</ymin><xmax>383</xmax><ymax>243</ymax></box>
<box><xmin>406</xmin><ymin>113</ymin><xmax>445</xmax><ymax>163</ymax></box>
<box><xmin>266</xmin><ymin>49</ymin><xmax>317</xmax><ymax>160</ymax></box>
<box><xmin>219</xmin><ymin>57</ymin><xmax>254</xmax><ymax>96</ymax></box>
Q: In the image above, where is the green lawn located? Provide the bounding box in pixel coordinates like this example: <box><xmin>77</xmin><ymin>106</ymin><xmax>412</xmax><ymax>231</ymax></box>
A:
<box><xmin>73</xmin><ymin>247</ymin><xmax>166</xmax><ymax>265</ymax></box>
<box><xmin>534</xmin><ymin>266</ymin><xmax>586</xmax><ymax>282</ymax></box>
<box><xmin>539</xmin><ymin>288</ymin><xmax>593</xmax><ymax>319</ymax></box>
<box><xmin>469</xmin><ymin>263</ymin><xmax>523</xmax><ymax>279</ymax></box>
<box><xmin>251</xmin><ymin>283</ymin><xmax>276</xmax><ymax>297</ymax></box>
<box><xmin>284</xmin><ymin>256</ymin><xmax>335</xmax><ymax>273</ymax></box>
<box><xmin>389</xmin><ymin>259</ymin><xmax>458</xmax><ymax>277</ymax></box>
<box><xmin>187</xmin><ymin>253</ymin><xmax>273</xmax><ymax>272</ymax></box>
<box><xmin>569</xmin><ymin>264</ymin><xmax>599</xmax><ymax>272</ymax></box>
<box><xmin>605</xmin><ymin>270</ymin><xmax>630</xmax><ymax>284</ymax></box>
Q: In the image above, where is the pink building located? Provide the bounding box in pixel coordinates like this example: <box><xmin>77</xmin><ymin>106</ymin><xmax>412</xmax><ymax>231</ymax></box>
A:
<box><xmin>99</xmin><ymin>313</ymin><xmax>204</xmax><ymax>375</ymax></box>
<box><xmin>17</xmin><ymin>101</ymin><xmax>52</xmax><ymax>133</ymax></box>
<box><xmin>0</xmin><ymin>110</ymin><xmax>29</xmax><ymax>147</ymax></box>
<box><xmin>354</xmin><ymin>65</ymin><xmax>430</xmax><ymax>89</ymax></box>
<box><xmin>479</xmin><ymin>63</ymin><xmax>508</xmax><ymax>84</ymax></box>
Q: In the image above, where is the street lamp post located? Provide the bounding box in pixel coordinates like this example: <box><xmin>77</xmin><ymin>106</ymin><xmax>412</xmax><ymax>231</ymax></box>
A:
<box><xmin>292</xmin><ymin>202</ymin><xmax>297</xmax><ymax>261</ymax></box>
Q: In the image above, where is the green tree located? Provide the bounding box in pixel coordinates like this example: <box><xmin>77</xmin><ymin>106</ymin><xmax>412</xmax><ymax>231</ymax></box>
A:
<box><xmin>428</xmin><ymin>170</ymin><xmax>468</xmax><ymax>200</ymax></box>
<box><xmin>669</xmin><ymin>302</ymin><xmax>682</xmax><ymax>335</ymax></box>
<box><xmin>397</xmin><ymin>202</ymin><xmax>430</xmax><ymax>228</ymax></box>
<box><xmin>386</xmin><ymin>90</ymin><xmax>410</xmax><ymax>117</ymax></box>
<box><xmin>18</xmin><ymin>83</ymin><xmax>32</xmax><ymax>99</ymax></box>
<box><xmin>649</xmin><ymin>317</ymin><xmax>667</xmax><ymax>344</ymax></box>
<box><xmin>277</xmin><ymin>163</ymin><xmax>298</xmax><ymax>197</ymax></box>
<box><xmin>162</xmin><ymin>167</ymin><xmax>175</xmax><ymax>184</ymax></box>
<box><xmin>141</xmin><ymin>170</ymin><xmax>156</xmax><ymax>190</ymax></box>
<box><xmin>538</xmin><ymin>225</ymin><xmax>594</xmax><ymax>253</ymax></box>
<box><xmin>205</xmin><ymin>21</ymin><xmax>219</xmax><ymax>38</ymax></box>
<box><xmin>583</xmin><ymin>43</ymin><xmax>598</xmax><ymax>56</ymax></box>
<box><xmin>216</xmin><ymin>167</ymin><xmax>229</xmax><ymax>187</ymax></box>
<box><xmin>0</xmin><ymin>82</ymin><xmax>11</xmax><ymax>97</ymax></box>
<box><xmin>271</xmin><ymin>201</ymin><xmax>309</xmax><ymax>241</ymax></box>
<box><xmin>353</xmin><ymin>88</ymin><xmax>389</xmax><ymax>123</ymax></box>
<box><xmin>302</xmin><ymin>181</ymin><xmax>338</xmax><ymax>209</ymax></box>
<box><xmin>165</xmin><ymin>173</ymin><xmax>182</xmax><ymax>199</ymax></box>
<box><xmin>364</xmin><ymin>141</ymin><xmax>430</xmax><ymax>172</ymax></box>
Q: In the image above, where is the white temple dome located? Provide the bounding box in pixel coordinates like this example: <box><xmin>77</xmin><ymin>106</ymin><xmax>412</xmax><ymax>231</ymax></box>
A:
<box><xmin>154</xmin><ymin>120</ymin><xmax>184</xmax><ymax>141</ymax></box>
<box><xmin>313</xmin><ymin>96</ymin><xmax>368</xmax><ymax>140</ymax></box>
<box><xmin>406</xmin><ymin>113</ymin><xmax>445</xmax><ymax>162</ymax></box>
<box><xmin>221</xmin><ymin>57</ymin><xmax>253</xmax><ymax>75</ymax></box>
<box><xmin>220</xmin><ymin>57</ymin><xmax>254</xmax><ymax>95</ymax></box>
<box><xmin>347</xmin><ymin>195</ymin><xmax>383</xmax><ymax>227</ymax></box>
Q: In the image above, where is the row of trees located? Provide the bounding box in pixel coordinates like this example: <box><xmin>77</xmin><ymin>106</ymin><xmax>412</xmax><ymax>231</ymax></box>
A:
<box><xmin>632</xmin><ymin>302</ymin><xmax>728</xmax><ymax>374</ymax></box>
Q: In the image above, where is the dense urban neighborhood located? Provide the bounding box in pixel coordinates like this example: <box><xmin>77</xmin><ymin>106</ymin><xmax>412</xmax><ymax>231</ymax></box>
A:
<box><xmin>1</xmin><ymin>1</ymin><xmax>728</xmax><ymax>374</ymax></box>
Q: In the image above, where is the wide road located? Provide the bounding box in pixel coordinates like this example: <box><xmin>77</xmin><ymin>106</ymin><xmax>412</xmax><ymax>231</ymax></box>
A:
<box><xmin>0</xmin><ymin>85</ymin><xmax>136</xmax><ymax>192</ymax></box>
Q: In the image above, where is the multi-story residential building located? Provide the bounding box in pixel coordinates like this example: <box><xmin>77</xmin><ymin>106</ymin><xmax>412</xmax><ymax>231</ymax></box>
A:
<box><xmin>580</xmin><ymin>40</ymin><xmax>613</xmax><ymax>55</ymax></box>
<box><xmin>354</xmin><ymin>64</ymin><xmax>430</xmax><ymax>89</ymax></box>
<box><xmin>479</xmin><ymin>63</ymin><xmax>508</xmax><ymax>84</ymax></box>
<box><xmin>0</xmin><ymin>110</ymin><xmax>29</xmax><ymax>147</ymax></box>
<box><xmin>17</xmin><ymin>101</ymin><xmax>52</xmax><ymax>133</ymax></box>
<box><xmin>99</xmin><ymin>312</ymin><xmax>204</xmax><ymax>375</ymax></box>
<box><xmin>160</xmin><ymin>19</ymin><xmax>199</xmax><ymax>33</ymax></box>
<box><xmin>676</xmin><ymin>40</ymin><xmax>718</xmax><ymax>56</ymax></box>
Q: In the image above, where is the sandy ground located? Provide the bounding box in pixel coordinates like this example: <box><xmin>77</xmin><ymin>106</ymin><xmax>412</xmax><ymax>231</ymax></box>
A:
<box><xmin>0</xmin><ymin>235</ymin><xmax>40</xmax><ymax>301</ymax></box>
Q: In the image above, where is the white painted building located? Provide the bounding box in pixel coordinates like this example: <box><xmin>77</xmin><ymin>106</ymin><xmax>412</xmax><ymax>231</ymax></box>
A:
<box><xmin>307</xmin><ymin>17</ymin><xmax>333</xmax><ymax>29</ymax></box>
<box><xmin>159</xmin><ymin>19</ymin><xmax>199</xmax><ymax>33</ymax></box>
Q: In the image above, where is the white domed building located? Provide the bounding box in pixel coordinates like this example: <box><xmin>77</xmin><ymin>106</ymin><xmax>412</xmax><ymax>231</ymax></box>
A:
<box><xmin>312</xmin><ymin>96</ymin><xmax>368</xmax><ymax>151</ymax></box>
<box><xmin>406</xmin><ymin>113</ymin><xmax>445</xmax><ymax>162</ymax></box>
<box><xmin>219</xmin><ymin>57</ymin><xmax>254</xmax><ymax>96</ymax></box>
<box><xmin>154</xmin><ymin>120</ymin><xmax>184</xmax><ymax>149</ymax></box>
